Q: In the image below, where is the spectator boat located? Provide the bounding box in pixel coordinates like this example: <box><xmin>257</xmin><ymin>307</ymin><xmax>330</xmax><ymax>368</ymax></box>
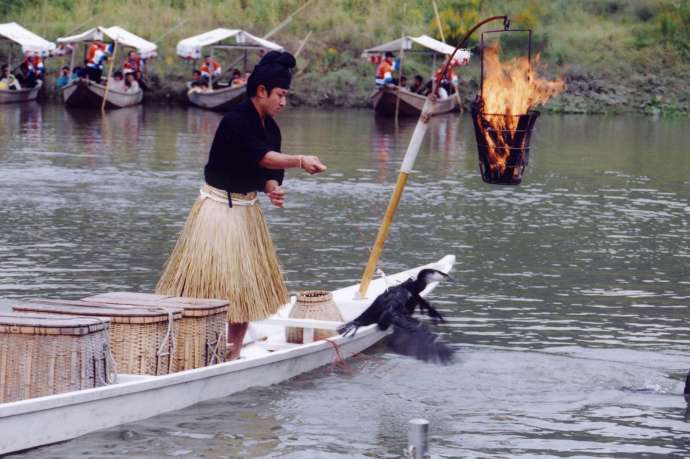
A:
<box><xmin>0</xmin><ymin>22</ymin><xmax>54</xmax><ymax>104</ymax></box>
<box><xmin>177</xmin><ymin>28</ymin><xmax>283</xmax><ymax>111</ymax></box>
<box><xmin>362</xmin><ymin>35</ymin><xmax>471</xmax><ymax>117</ymax></box>
<box><xmin>56</xmin><ymin>26</ymin><xmax>157</xmax><ymax>109</ymax></box>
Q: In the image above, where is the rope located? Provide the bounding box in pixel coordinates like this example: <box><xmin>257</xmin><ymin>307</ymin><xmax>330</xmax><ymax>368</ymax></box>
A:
<box><xmin>154</xmin><ymin>308</ymin><xmax>177</xmax><ymax>374</ymax></box>
<box><xmin>206</xmin><ymin>328</ymin><xmax>226</xmax><ymax>365</ymax></box>
<box><xmin>324</xmin><ymin>338</ymin><xmax>355</xmax><ymax>375</ymax></box>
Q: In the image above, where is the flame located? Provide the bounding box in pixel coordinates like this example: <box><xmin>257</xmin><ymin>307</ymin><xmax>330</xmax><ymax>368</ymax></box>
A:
<box><xmin>477</xmin><ymin>43</ymin><xmax>565</xmax><ymax>180</ymax></box>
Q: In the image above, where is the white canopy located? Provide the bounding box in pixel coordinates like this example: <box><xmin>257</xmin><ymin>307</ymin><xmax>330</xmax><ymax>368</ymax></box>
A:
<box><xmin>176</xmin><ymin>28</ymin><xmax>283</xmax><ymax>59</ymax></box>
<box><xmin>0</xmin><ymin>22</ymin><xmax>56</xmax><ymax>56</ymax></box>
<box><xmin>57</xmin><ymin>26</ymin><xmax>157</xmax><ymax>58</ymax></box>
<box><xmin>363</xmin><ymin>34</ymin><xmax>471</xmax><ymax>62</ymax></box>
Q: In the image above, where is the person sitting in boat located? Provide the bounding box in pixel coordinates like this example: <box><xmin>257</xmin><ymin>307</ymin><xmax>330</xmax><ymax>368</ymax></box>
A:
<box><xmin>189</xmin><ymin>69</ymin><xmax>207</xmax><ymax>90</ymax></box>
<box><xmin>399</xmin><ymin>75</ymin><xmax>407</xmax><ymax>89</ymax></box>
<box><xmin>434</xmin><ymin>57</ymin><xmax>458</xmax><ymax>97</ymax></box>
<box><xmin>123</xmin><ymin>50</ymin><xmax>141</xmax><ymax>76</ymax></box>
<box><xmin>24</xmin><ymin>53</ymin><xmax>45</xmax><ymax>80</ymax></box>
<box><xmin>200</xmin><ymin>55</ymin><xmax>222</xmax><ymax>85</ymax></box>
<box><xmin>409</xmin><ymin>74</ymin><xmax>424</xmax><ymax>94</ymax></box>
<box><xmin>107</xmin><ymin>70</ymin><xmax>126</xmax><ymax>92</ymax></box>
<box><xmin>375</xmin><ymin>51</ymin><xmax>399</xmax><ymax>86</ymax></box>
<box><xmin>55</xmin><ymin>66</ymin><xmax>71</xmax><ymax>89</ymax></box>
<box><xmin>124</xmin><ymin>72</ymin><xmax>140</xmax><ymax>92</ymax></box>
<box><xmin>15</xmin><ymin>61</ymin><xmax>37</xmax><ymax>88</ymax></box>
<box><xmin>0</xmin><ymin>65</ymin><xmax>21</xmax><ymax>90</ymax></box>
<box><xmin>230</xmin><ymin>68</ymin><xmax>246</xmax><ymax>87</ymax></box>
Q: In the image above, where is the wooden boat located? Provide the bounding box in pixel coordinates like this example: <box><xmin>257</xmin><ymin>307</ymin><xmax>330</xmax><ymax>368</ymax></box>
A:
<box><xmin>0</xmin><ymin>23</ymin><xmax>54</xmax><ymax>104</ymax></box>
<box><xmin>62</xmin><ymin>78</ymin><xmax>143</xmax><ymax>109</ymax></box>
<box><xmin>0</xmin><ymin>255</ymin><xmax>455</xmax><ymax>455</ymax></box>
<box><xmin>56</xmin><ymin>26</ymin><xmax>157</xmax><ymax>110</ymax></box>
<box><xmin>372</xmin><ymin>84</ymin><xmax>458</xmax><ymax>117</ymax></box>
<box><xmin>362</xmin><ymin>34</ymin><xmax>471</xmax><ymax>118</ymax></box>
<box><xmin>176</xmin><ymin>29</ymin><xmax>283</xmax><ymax>111</ymax></box>
<box><xmin>186</xmin><ymin>82</ymin><xmax>246</xmax><ymax>111</ymax></box>
<box><xmin>0</xmin><ymin>79</ymin><xmax>42</xmax><ymax>104</ymax></box>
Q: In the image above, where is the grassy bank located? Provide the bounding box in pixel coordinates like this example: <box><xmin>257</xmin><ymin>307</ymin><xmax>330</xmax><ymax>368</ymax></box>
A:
<box><xmin>2</xmin><ymin>0</ymin><xmax>689</xmax><ymax>115</ymax></box>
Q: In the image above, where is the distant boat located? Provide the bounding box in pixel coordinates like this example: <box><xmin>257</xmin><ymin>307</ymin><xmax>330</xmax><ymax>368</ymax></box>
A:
<box><xmin>371</xmin><ymin>84</ymin><xmax>459</xmax><ymax>117</ymax></box>
<box><xmin>0</xmin><ymin>22</ymin><xmax>55</xmax><ymax>104</ymax></box>
<box><xmin>0</xmin><ymin>255</ymin><xmax>455</xmax><ymax>455</ymax></box>
<box><xmin>362</xmin><ymin>34</ymin><xmax>471</xmax><ymax>117</ymax></box>
<box><xmin>62</xmin><ymin>78</ymin><xmax>142</xmax><ymax>109</ymax></box>
<box><xmin>0</xmin><ymin>79</ymin><xmax>43</xmax><ymax>104</ymax></box>
<box><xmin>176</xmin><ymin>28</ymin><xmax>283</xmax><ymax>111</ymax></box>
<box><xmin>56</xmin><ymin>26</ymin><xmax>157</xmax><ymax>110</ymax></box>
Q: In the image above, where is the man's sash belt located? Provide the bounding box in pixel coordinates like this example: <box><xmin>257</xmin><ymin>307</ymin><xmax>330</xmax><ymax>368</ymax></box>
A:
<box><xmin>200</xmin><ymin>183</ymin><xmax>257</xmax><ymax>207</ymax></box>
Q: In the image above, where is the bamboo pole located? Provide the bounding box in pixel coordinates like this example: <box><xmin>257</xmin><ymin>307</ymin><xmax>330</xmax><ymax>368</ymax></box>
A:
<box><xmin>357</xmin><ymin>97</ymin><xmax>435</xmax><ymax>298</ymax></box>
<box><xmin>432</xmin><ymin>0</ymin><xmax>445</xmax><ymax>42</ymax></box>
<box><xmin>294</xmin><ymin>30</ymin><xmax>313</xmax><ymax>58</ymax></box>
<box><xmin>263</xmin><ymin>0</ymin><xmax>314</xmax><ymax>40</ymax></box>
<box><xmin>100</xmin><ymin>40</ymin><xmax>118</xmax><ymax>113</ymax></box>
<box><xmin>394</xmin><ymin>35</ymin><xmax>405</xmax><ymax>124</ymax></box>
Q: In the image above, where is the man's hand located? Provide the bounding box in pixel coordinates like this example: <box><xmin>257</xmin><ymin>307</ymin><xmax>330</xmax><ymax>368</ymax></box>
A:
<box><xmin>301</xmin><ymin>155</ymin><xmax>327</xmax><ymax>175</ymax></box>
<box><xmin>265</xmin><ymin>181</ymin><xmax>285</xmax><ymax>208</ymax></box>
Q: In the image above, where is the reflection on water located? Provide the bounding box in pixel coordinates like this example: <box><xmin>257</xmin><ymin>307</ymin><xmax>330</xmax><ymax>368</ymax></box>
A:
<box><xmin>1</xmin><ymin>104</ymin><xmax>689</xmax><ymax>457</ymax></box>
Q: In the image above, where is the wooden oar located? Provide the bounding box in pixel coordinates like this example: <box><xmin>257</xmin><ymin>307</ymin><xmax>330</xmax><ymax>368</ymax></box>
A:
<box><xmin>357</xmin><ymin>15</ymin><xmax>510</xmax><ymax>299</ymax></box>
<box><xmin>101</xmin><ymin>39</ymin><xmax>119</xmax><ymax>113</ymax></box>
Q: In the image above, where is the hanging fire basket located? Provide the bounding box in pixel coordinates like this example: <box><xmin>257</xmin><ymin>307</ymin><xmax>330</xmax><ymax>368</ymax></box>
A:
<box><xmin>472</xmin><ymin>27</ymin><xmax>539</xmax><ymax>185</ymax></box>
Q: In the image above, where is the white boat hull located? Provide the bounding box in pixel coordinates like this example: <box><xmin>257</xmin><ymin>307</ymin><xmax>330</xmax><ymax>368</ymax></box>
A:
<box><xmin>186</xmin><ymin>83</ymin><xmax>246</xmax><ymax>111</ymax></box>
<box><xmin>0</xmin><ymin>255</ymin><xmax>455</xmax><ymax>454</ymax></box>
<box><xmin>371</xmin><ymin>85</ymin><xmax>459</xmax><ymax>117</ymax></box>
<box><xmin>62</xmin><ymin>79</ymin><xmax>143</xmax><ymax>109</ymax></box>
<box><xmin>0</xmin><ymin>80</ymin><xmax>42</xmax><ymax>104</ymax></box>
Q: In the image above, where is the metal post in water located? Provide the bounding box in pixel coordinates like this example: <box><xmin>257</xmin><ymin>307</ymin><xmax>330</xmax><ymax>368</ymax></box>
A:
<box><xmin>406</xmin><ymin>418</ymin><xmax>430</xmax><ymax>459</ymax></box>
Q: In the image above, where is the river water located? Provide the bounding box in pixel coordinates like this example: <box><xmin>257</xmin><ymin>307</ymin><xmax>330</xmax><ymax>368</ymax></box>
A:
<box><xmin>1</xmin><ymin>103</ymin><xmax>689</xmax><ymax>458</ymax></box>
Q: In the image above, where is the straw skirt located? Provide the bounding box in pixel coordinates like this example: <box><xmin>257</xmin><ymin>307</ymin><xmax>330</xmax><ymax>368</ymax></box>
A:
<box><xmin>156</xmin><ymin>184</ymin><xmax>288</xmax><ymax>323</ymax></box>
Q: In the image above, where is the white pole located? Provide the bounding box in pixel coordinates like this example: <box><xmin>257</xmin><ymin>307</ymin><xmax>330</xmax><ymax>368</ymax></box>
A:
<box><xmin>407</xmin><ymin>418</ymin><xmax>430</xmax><ymax>459</ymax></box>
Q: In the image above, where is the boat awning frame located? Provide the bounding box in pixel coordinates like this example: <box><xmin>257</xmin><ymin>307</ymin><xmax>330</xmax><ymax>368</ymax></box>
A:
<box><xmin>176</xmin><ymin>28</ymin><xmax>283</xmax><ymax>59</ymax></box>
<box><xmin>0</xmin><ymin>22</ymin><xmax>56</xmax><ymax>56</ymax></box>
<box><xmin>362</xmin><ymin>34</ymin><xmax>471</xmax><ymax>62</ymax></box>
<box><xmin>56</xmin><ymin>26</ymin><xmax>157</xmax><ymax>58</ymax></box>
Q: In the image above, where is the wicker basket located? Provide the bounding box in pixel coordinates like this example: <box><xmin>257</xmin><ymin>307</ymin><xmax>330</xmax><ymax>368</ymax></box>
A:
<box><xmin>286</xmin><ymin>290</ymin><xmax>343</xmax><ymax>344</ymax></box>
<box><xmin>13</xmin><ymin>301</ymin><xmax>180</xmax><ymax>376</ymax></box>
<box><xmin>0</xmin><ymin>312</ymin><xmax>111</xmax><ymax>402</ymax></box>
<box><xmin>83</xmin><ymin>293</ymin><xmax>228</xmax><ymax>371</ymax></box>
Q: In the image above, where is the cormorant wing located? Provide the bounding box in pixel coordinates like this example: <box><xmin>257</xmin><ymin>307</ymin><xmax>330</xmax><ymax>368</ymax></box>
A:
<box><xmin>338</xmin><ymin>285</ymin><xmax>412</xmax><ymax>336</ymax></box>
<box><xmin>388</xmin><ymin>314</ymin><xmax>455</xmax><ymax>365</ymax></box>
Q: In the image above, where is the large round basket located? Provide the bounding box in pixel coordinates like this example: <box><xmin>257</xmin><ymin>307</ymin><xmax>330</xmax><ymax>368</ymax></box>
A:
<box><xmin>286</xmin><ymin>290</ymin><xmax>343</xmax><ymax>344</ymax></box>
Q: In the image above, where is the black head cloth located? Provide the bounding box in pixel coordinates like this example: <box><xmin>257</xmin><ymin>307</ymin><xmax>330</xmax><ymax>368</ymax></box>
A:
<box><xmin>247</xmin><ymin>51</ymin><xmax>296</xmax><ymax>96</ymax></box>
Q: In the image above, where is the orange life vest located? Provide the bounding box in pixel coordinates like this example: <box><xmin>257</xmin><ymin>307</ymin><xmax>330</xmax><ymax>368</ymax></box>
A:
<box><xmin>376</xmin><ymin>59</ymin><xmax>393</xmax><ymax>79</ymax></box>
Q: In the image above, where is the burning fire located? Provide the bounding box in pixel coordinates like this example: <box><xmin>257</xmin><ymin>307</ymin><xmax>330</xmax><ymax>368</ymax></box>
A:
<box><xmin>475</xmin><ymin>43</ymin><xmax>565</xmax><ymax>181</ymax></box>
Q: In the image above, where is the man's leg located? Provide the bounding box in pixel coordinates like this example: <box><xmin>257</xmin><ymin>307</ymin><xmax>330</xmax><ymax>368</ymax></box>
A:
<box><xmin>227</xmin><ymin>322</ymin><xmax>249</xmax><ymax>360</ymax></box>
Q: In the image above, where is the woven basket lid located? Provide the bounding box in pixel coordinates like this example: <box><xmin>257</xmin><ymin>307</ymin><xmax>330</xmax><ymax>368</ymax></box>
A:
<box><xmin>83</xmin><ymin>292</ymin><xmax>228</xmax><ymax>317</ymax></box>
<box><xmin>13</xmin><ymin>300</ymin><xmax>182</xmax><ymax>324</ymax></box>
<box><xmin>0</xmin><ymin>312</ymin><xmax>109</xmax><ymax>335</ymax></box>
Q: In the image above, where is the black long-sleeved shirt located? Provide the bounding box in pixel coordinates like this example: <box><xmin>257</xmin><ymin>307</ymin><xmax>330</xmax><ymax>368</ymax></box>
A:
<box><xmin>204</xmin><ymin>99</ymin><xmax>284</xmax><ymax>200</ymax></box>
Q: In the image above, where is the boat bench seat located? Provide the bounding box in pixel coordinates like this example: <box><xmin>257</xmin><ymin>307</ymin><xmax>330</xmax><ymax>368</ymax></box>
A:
<box><xmin>257</xmin><ymin>318</ymin><xmax>344</xmax><ymax>344</ymax></box>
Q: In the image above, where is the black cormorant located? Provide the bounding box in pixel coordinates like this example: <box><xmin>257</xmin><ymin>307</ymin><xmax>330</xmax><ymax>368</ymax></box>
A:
<box><xmin>338</xmin><ymin>268</ymin><xmax>454</xmax><ymax>364</ymax></box>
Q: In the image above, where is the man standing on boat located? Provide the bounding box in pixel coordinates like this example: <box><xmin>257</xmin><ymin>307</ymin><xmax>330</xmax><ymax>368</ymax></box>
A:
<box><xmin>375</xmin><ymin>51</ymin><xmax>399</xmax><ymax>86</ymax></box>
<box><xmin>156</xmin><ymin>51</ymin><xmax>326</xmax><ymax>360</ymax></box>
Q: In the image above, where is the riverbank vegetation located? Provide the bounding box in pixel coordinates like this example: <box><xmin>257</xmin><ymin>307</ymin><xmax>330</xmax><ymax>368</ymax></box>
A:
<box><xmin>1</xmin><ymin>0</ymin><xmax>688</xmax><ymax>114</ymax></box>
